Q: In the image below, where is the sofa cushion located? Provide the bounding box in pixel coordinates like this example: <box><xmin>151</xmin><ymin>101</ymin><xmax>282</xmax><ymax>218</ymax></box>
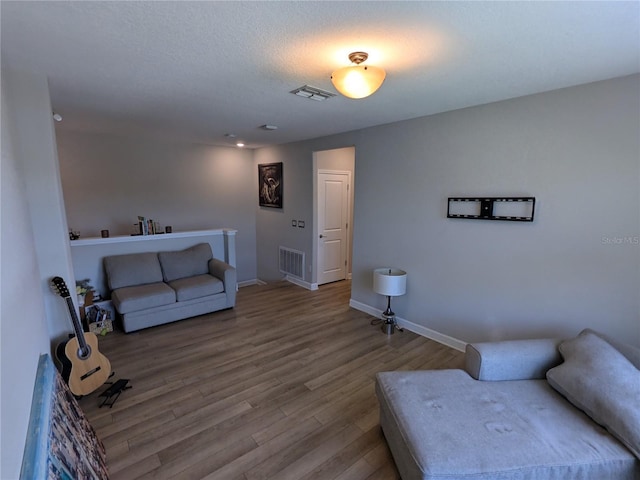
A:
<box><xmin>376</xmin><ymin>370</ymin><xmax>637</xmax><ymax>480</ymax></box>
<box><xmin>546</xmin><ymin>330</ymin><xmax>640</xmax><ymax>458</ymax></box>
<box><xmin>111</xmin><ymin>282</ymin><xmax>176</xmax><ymax>314</ymax></box>
<box><xmin>158</xmin><ymin>243</ymin><xmax>212</xmax><ymax>282</ymax></box>
<box><xmin>104</xmin><ymin>252</ymin><xmax>164</xmax><ymax>290</ymax></box>
<box><xmin>168</xmin><ymin>274</ymin><xmax>224</xmax><ymax>302</ymax></box>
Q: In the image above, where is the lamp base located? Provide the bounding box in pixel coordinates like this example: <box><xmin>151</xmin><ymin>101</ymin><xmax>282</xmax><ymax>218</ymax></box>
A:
<box><xmin>382</xmin><ymin>320</ymin><xmax>395</xmax><ymax>335</ymax></box>
<box><xmin>381</xmin><ymin>312</ymin><xmax>403</xmax><ymax>335</ymax></box>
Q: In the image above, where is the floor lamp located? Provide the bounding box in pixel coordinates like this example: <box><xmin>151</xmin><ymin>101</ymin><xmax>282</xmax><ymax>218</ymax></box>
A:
<box><xmin>373</xmin><ymin>268</ymin><xmax>407</xmax><ymax>334</ymax></box>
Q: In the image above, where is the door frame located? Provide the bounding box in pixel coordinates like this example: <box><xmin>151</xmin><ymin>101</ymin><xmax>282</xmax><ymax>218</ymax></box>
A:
<box><xmin>312</xmin><ymin>147</ymin><xmax>355</xmax><ymax>287</ymax></box>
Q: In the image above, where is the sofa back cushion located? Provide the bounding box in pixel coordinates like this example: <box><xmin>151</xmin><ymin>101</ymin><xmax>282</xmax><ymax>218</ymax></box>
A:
<box><xmin>158</xmin><ymin>243</ymin><xmax>212</xmax><ymax>282</ymax></box>
<box><xmin>104</xmin><ymin>252</ymin><xmax>164</xmax><ymax>290</ymax></box>
<box><xmin>465</xmin><ymin>338</ymin><xmax>562</xmax><ymax>381</ymax></box>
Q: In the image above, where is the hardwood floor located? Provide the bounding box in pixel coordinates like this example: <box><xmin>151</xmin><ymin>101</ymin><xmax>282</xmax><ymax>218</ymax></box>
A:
<box><xmin>81</xmin><ymin>280</ymin><xmax>464</xmax><ymax>479</ymax></box>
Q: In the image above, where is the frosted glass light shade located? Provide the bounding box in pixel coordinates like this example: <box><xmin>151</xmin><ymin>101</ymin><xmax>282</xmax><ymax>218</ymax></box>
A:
<box><xmin>373</xmin><ymin>268</ymin><xmax>407</xmax><ymax>296</ymax></box>
<box><xmin>331</xmin><ymin>64</ymin><xmax>386</xmax><ymax>99</ymax></box>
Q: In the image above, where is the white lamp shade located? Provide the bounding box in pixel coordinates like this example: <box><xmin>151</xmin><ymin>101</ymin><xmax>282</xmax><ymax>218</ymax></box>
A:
<box><xmin>331</xmin><ymin>64</ymin><xmax>386</xmax><ymax>99</ymax></box>
<box><xmin>373</xmin><ymin>268</ymin><xmax>407</xmax><ymax>296</ymax></box>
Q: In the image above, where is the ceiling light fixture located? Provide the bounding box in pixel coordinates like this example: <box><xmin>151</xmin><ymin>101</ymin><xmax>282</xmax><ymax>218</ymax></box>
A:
<box><xmin>331</xmin><ymin>52</ymin><xmax>386</xmax><ymax>99</ymax></box>
<box><xmin>236</xmin><ymin>142</ymin><xmax>245</xmax><ymax>148</ymax></box>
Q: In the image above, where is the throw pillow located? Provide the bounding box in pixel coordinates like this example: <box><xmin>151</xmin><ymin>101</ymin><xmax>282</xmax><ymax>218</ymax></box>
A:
<box><xmin>546</xmin><ymin>330</ymin><xmax>640</xmax><ymax>458</ymax></box>
<box><xmin>583</xmin><ymin>328</ymin><xmax>640</xmax><ymax>369</ymax></box>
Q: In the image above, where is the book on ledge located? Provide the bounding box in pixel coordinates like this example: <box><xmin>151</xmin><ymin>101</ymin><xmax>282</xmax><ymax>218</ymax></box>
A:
<box><xmin>136</xmin><ymin>216</ymin><xmax>162</xmax><ymax>235</ymax></box>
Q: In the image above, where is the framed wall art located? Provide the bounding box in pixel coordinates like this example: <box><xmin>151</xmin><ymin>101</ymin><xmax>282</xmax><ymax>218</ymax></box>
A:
<box><xmin>258</xmin><ymin>162</ymin><xmax>283</xmax><ymax>208</ymax></box>
<box><xmin>20</xmin><ymin>354</ymin><xmax>108</xmax><ymax>479</ymax></box>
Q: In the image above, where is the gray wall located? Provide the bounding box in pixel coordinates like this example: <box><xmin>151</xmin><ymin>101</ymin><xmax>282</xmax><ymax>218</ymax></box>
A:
<box><xmin>352</xmin><ymin>74</ymin><xmax>639</xmax><ymax>345</ymax></box>
<box><xmin>254</xmin><ymin>143</ymin><xmax>314</xmax><ymax>282</ymax></box>
<box><xmin>254</xmin><ymin>140</ymin><xmax>357</xmax><ymax>283</ymax></box>
<box><xmin>3</xmin><ymin>70</ymin><xmax>77</xmax><ymax>344</ymax></box>
<box><xmin>1</xmin><ymin>69</ymin><xmax>66</xmax><ymax>479</ymax></box>
<box><xmin>56</xmin><ymin>131</ymin><xmax>258</xmax><ymax>283</ymax></box>
<box><xmin>256</xmin><ymin>75</ymin><xmax>640</xmax><ymax>346</ymax></box>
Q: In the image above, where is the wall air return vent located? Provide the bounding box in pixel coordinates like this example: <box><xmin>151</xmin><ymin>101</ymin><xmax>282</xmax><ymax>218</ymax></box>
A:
<box><xmin>279</xmin><ymin>246</ymin><xmax>305</xmax><ymax>279</ymax></box>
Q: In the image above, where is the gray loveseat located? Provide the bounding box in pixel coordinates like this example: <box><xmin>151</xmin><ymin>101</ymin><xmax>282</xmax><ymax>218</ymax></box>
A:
<box><xmin>104</xmin><ymin>243</ymin><xmax>236</xmax><ymax>333</ymax></box>
<box><xmin>376</xmin><ymin>329</ymin><xmax>640</xmax><ymax>479</ymax></box>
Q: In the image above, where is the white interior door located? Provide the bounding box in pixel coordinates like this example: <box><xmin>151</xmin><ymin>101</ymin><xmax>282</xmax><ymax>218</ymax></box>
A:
<box><xmin>317</xmin><ymin>171</ymin><xmax>350</xmax><ymax>285</ymax></box>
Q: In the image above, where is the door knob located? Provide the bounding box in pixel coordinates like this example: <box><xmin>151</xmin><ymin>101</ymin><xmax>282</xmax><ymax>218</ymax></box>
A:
<box><xmin>319</xmin><ymin>234</ymin><xmax>324</xmax><ymax>238</ymax></box>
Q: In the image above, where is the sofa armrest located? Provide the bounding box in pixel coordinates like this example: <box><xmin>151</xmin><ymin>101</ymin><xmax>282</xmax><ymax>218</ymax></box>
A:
<box><xmin>208</xmin><ymin>258</ymin><xmax>237</xmax><ymax>306</ymax></box>
<box><xmin>465</xmin><ymin>338</ymin><xmax>563</xmax><ymax>381</ymax></box>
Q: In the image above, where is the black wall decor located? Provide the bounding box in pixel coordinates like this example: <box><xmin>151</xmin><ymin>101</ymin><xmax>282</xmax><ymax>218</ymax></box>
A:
<box><xmin>447</xmin><ymin>197</ymin><xmax>535</xmax><ymax>222</ymax></box>
<box><xmin>258</xmin><ymin>162</ymin><xmax>283</xmax><ymax>208</ymax></box>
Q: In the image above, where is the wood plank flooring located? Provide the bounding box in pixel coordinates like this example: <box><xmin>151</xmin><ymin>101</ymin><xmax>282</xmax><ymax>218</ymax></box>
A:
<box><xmin>81</xmin><ymin>280</ymin><xmax>464</xmax><ymax>479</ymax></box>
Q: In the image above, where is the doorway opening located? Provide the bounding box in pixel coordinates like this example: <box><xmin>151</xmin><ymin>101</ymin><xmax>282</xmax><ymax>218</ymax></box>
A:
<box><xmin>312</xmin><ymin>147</ymin><xmax>355</xmax><ymax>287</ymax></box>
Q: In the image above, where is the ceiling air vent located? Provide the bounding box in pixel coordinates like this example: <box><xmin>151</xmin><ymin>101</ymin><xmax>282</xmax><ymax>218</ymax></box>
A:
<box><xmin>290</xmin><ymin>85</ymin><xmax>336</xmax><ymax>102</ymax></box>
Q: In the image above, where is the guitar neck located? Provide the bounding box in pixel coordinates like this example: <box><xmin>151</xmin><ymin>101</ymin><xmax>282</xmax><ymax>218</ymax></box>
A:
<box><xmin>65</xmin><ymin>296</ymin><xmax>88</xmax><ymax>352</ymax></box>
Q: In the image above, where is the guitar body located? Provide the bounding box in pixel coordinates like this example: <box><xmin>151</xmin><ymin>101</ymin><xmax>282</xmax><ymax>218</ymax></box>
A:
<box><xmin>55</xmin><ymin>337</ymin><xmax>73</xmax><ymax>384</ymax></box>
<box><xmin>64</xmin><ymin>332</ymin><xmax>112</xmax><ymax>396</ymax></box>
<box><xmin>50</xmin><ymin>276</ymin><xmax>112</xmax><ymax>397</ymax></box>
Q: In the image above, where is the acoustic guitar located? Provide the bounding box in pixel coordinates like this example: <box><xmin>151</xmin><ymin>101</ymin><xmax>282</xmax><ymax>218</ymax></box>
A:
<box><xmin>51</xmin><ymin>276</ymin><xmax>111</xmax><ymax>396</ymax></box>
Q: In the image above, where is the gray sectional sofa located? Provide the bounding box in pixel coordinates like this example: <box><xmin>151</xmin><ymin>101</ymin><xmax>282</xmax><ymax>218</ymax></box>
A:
<box><xmin>376</xmin><ymin>329</ymin><xmax>640</xmax><ymax>479</ymax></box>
<box><xmin>104</xmin><ymin>243</ymin><xmax>236</xmax><ymax>333</ymax></box>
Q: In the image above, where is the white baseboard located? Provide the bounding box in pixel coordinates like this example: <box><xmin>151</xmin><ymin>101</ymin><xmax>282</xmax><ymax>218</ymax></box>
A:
<box><xmin>238</xmin><ymin>279</ymin><xmax>266</xmax><ymax>288</ymax></box>
<box><xmin>285</xmin><ymin>276</ymin><xmax>318</xmax><ymax>291</ymax></box>
<box><xmin>401</xmin><ymin>319</ymin><xmax>467</xmax><ymax>352</ymax></box>
<box><xmin>242</xmin><ymin>278</ymin><xmax>315</xmax><ymax>289</ymax></box>
<box><xmin>349</xmin><ymin>299</ymin><xmax>467</xmax><ymax>352</ymax></box>
<box><xmin>349</xmin><ymin>299</ymin><xmax>380</xmax><ymax>318</ymax></box>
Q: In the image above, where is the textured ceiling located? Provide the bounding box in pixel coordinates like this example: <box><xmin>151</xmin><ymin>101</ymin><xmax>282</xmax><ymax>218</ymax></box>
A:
<box><xmin>2</xmin><ymin>1</ymin><xmax>639</xmax><ymax>148</ymax></box>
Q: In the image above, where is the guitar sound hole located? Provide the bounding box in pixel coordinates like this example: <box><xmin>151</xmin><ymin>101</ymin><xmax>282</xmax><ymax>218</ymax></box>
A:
<box><xmin>77</xmin><ymin>345</ymin><xmax>92</xmax><ymax>360</ymax></box>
